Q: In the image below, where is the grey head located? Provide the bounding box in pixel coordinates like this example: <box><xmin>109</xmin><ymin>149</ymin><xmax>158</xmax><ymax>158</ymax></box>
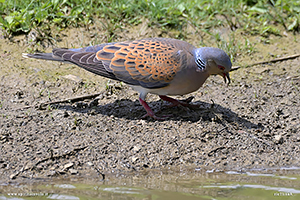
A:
<box><xmin>193</xmin><ymin>47</ymin><xmax>232</xmax><ymax>84</ymax></box>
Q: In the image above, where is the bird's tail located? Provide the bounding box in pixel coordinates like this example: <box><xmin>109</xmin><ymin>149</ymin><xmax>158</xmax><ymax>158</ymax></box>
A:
<box><xmin>22</xmin><ymin>52</ymin><xmax>68</xmax><ymax>63</ymax></box>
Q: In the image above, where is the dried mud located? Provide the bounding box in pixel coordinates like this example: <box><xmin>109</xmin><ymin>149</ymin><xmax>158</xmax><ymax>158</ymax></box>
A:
<box><xmin>0</xmin><ymin>26</ymin><xmax>300</xmax><ymax>183</ymax></box>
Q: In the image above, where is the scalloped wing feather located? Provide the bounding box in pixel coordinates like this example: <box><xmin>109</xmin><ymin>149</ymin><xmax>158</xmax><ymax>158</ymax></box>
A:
<box><xmin>52</xmin><ymin>48</ymin><xmax>121</xmax><ymax>82</ymax></box>
<box><xmin>96</xmin><ymin>38</ymin><xmax>193</xmax><ymax>88</ymax></box>
<box><xmin>53</xmin><ymin>38</ymin><xmax>195</xmax><ymax>89</ymax></box>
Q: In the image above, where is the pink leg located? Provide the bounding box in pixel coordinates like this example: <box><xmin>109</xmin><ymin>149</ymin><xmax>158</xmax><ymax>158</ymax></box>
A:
<box><xmin>159</xmin><ymin>95</ymin><xmax>197</xmax><ymax>108</ymax></box>
<box><xmin>139</xmin><ymin>97</ymin><xmax>166</xmax><ymax>120</ymax></box>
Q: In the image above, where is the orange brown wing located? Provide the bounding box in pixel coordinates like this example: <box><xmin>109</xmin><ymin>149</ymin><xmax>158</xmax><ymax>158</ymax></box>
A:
<box><xmin>53</xmin><ymin>38</ymin><xmax>192</xmax><ymax>89</ymax></box>
<box><xmin>96</xmin><ymin>38</ymin><xmax>190</xmax><ymax>88</ymax></box>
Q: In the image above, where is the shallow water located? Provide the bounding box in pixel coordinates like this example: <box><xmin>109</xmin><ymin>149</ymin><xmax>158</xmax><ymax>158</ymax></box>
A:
<box><xmin>1</xmin><ymin>168</ymin><xmax>300</xmax><ymax>200</ymax></box>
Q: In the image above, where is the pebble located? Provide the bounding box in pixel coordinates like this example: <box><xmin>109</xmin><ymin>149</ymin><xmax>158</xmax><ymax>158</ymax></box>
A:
<box><xmin>274</xmin><ymin>135</ymin><xmax>283</xmax><ymax>144</ymax></box>
<box><xmin>63</xmin><ymin>162</ymin><xmax>74</xmax><ymax>170</ymax></box>
<box><xmin>62</xmin><ymin>74</ymin><xmax>83</xmax><ymax>83</ymax></box>
<box><xmin>52</xmin><ymin>110</ymin><xmax>66</xmax><ymax>118</ymax></box>
<box><xmin>132</xmin><ymin>156</ymin><xmax>139</xmax><ymax>163</ymax></box>
<box><xmin>133</xmin><ymin>145</ymin><xmax>141</xmax><ymax>152</ymax></box>
<box><xmin>69</xmin><ymin>169</ymin><xmax>78</xmax><ymax>174</ymax></box>
<box><xmin>9</xmin><ymin>172</ymin><xmax>18</xmax><ymax>179</ymax></box>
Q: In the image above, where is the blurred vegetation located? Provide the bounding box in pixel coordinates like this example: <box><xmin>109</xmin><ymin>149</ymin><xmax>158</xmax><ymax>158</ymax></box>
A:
<box><xmin>0</xmin><ymin>0</ymin><xmax>299</xmax><ymax>58</ymax></box>
<box><xmin>0</xmin><ymin>0</ymin><xmax>299</xmax><ymax>36</ymax></box>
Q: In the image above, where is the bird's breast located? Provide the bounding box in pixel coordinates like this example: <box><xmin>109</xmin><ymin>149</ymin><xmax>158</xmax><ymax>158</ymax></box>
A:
<box><xmin>140</xmin><ymin>69</ymin><xmax>210</xmax><ymax>96</ymax></box>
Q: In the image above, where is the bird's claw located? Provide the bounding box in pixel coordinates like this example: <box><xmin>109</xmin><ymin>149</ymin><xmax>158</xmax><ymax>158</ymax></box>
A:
<box><xmin>168</xmin><ymin>99</ymin><xmax>199</xmax><ymax>109</ymax></box>
<box><xmin>182</xmin><ymin>96</ymin><xmax>194</xmax><ymax>103</ymax></box>
<box><xmin>141</xmin><ymin>113</ymin><xmax>171</xmax><ymax>120</ymax></box>
<box><xmin>159</xmin><ymin>95</ymin><xmax>199</xmax><ymax>109</ymax></box>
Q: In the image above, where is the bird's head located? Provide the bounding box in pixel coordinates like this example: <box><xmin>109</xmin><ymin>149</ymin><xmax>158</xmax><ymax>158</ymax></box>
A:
<box><xmin>194</xmin><ymin>47</ymin><xmax>232</xmax><ymax>84</ymax></box>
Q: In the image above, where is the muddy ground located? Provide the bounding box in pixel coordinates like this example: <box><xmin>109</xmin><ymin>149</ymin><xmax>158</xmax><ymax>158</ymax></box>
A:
<box><xmin>0</xmin><ymin>25</ymin><xmax>300</xmax><ymax>183</ymax></box>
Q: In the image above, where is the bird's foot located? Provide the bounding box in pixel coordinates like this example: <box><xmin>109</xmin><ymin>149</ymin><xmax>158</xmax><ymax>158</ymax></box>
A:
<box><xmin>139</xmin><ymin>97</ymin><xmax>169</xmax><ymax>120</ymax></box>
<box><xmin>141</xmin><ymin>113</ymin><xmax>170</xmax><ymax>120</ymax></box>
<box><xmin>159</xmin><ymin>95</ymin><xmax>199</xmax><ymax>109</ymax></box>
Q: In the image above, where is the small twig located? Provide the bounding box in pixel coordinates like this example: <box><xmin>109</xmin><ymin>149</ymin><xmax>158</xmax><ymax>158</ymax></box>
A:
<box><xmin>208</xmin><ymin>146</ymin><xmax>226</xmax><ymax>157</ymax></box>
<box><xmin>248</xmin><ymin>53</ymin><xmax>300</xmax><ymax>66</ymax></box>
<box><xmin>32</xmin><ymin>145</ymin><xmax>88</xmax><ymax>170</ymax></box>
<box><xmin>15</xmin><ymin>92</ymin><xmax>104</xmax><ymax>111</ymax></box>
<box><xmin>230</xmin><ymin>53</ymin><xmax>300</xmax><ymax>72</ymax></box>
<box><xmin>217</xmin><ymin>126</ymin><xmax>227</xmax><ymax>133</ymax></box>
<box><xmin>230</xmin><ymin>66</ymin><xmax>240</xmax><ymax>72</ymax></box>
<box><xmin>93</xmin><ymin>165</ymin><xmax>106</xmax><ymax>180</ymax></box>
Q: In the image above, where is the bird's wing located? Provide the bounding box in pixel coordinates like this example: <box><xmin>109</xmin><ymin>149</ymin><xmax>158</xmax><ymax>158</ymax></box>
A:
<box><xmin>52</xmin><ymin>44</ymin><xmax>119</xmax><ymax>81</ymax></box>
<box><xmin>53</xmin><ymin>38</ymin><xmax>193</xmax><ymax>89</ymax></box>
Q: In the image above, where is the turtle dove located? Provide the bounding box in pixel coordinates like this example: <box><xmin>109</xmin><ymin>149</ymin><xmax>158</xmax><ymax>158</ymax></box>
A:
<box><xmin>23</xmin><ymin>38</ymin><xmax>232</xmax><ymax>119</ymax></box>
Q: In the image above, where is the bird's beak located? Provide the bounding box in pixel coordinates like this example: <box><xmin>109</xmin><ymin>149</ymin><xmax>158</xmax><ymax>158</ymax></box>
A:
<box><xmin>223</xmin><ymin>72</ymin><xmax>231</xmax><ymax>85</ymax></box>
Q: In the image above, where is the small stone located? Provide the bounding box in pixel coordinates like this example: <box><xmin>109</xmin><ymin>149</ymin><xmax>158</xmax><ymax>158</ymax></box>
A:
<box><xmin>69</xmin><ymin>169</ymin><xmax>78</xmax><ymax>174</ymax></box>
<box><xmin>132</xmin><ymin>156</ymin><xmax>138</xmax><ymax>163</ymax></box>
<box><xmin>86</xmin><ymin>162</ymin><xmax>94</xmax><ymax>166</ymax></box>
<box><xmin>24</xmin><ymin>164</ymin><xmax>32</xmax><ymax>170</ymax></box>
<box><xmin>62</xmin><ymin>74</ymin><xmax>83</xmax><ymax>83</ymax></box>
<box><xmin>133</xmin><ymin>145</ymin><xmax>141</xmax><ymax>152</ymax></box>
<box><xmin>52</xmin><ymin>110</ymin><xmax>65</xmax><ymax>118</ymax></box>
<box><xmin>10</xmin><ymin>172</ymin><xmax>19</xmax><ymax>179</ymax></box>
<box><xmin>274</xmin><ymin>135</ymin><xmax>283</xmax><ymax>144</ymax></box>
<box><xmin>214</xmin><ymin>159</ymin><xmax>221</xmax><ymax>164</ymax></box>
<box><xmin>63</xmin><ymin>162</ymin><xmax>74</xmax><ymax>170</ymax></box>
<box><xmin>36</xmin><ymin>165</ymin><xmax>43</xmax><ymax>170</ymax></box>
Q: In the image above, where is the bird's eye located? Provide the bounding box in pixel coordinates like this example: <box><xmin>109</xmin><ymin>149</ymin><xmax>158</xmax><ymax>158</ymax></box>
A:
<box><xmin>218</xmin><ymin>65</ymin><xmax>225</xmax><ymax>70</ymax></box>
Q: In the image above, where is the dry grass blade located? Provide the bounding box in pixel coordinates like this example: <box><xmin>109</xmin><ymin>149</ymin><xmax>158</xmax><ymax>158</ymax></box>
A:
<box><xmin>15</xmin><ymin>92</ymin><xmax>104</xmax><ymax>110</ymax></box>
<box><xmin>230</xmin><ymin>53</ymin><xmax>300</xmax><ymax>72</ymax></box>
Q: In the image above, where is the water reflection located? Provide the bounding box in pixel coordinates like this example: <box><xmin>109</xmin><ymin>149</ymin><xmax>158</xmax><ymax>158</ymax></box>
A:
<box><xmin>0</xmin><ymin>168</ymin><xmax>299</xmax><ymax>200</ymax></box>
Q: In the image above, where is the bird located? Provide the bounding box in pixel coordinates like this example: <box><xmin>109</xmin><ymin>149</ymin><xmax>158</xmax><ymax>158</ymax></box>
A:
<box><xmin>23</xmin><ymin>38</ymin><xmax>232</xmax><ymax>120</ymax></box>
